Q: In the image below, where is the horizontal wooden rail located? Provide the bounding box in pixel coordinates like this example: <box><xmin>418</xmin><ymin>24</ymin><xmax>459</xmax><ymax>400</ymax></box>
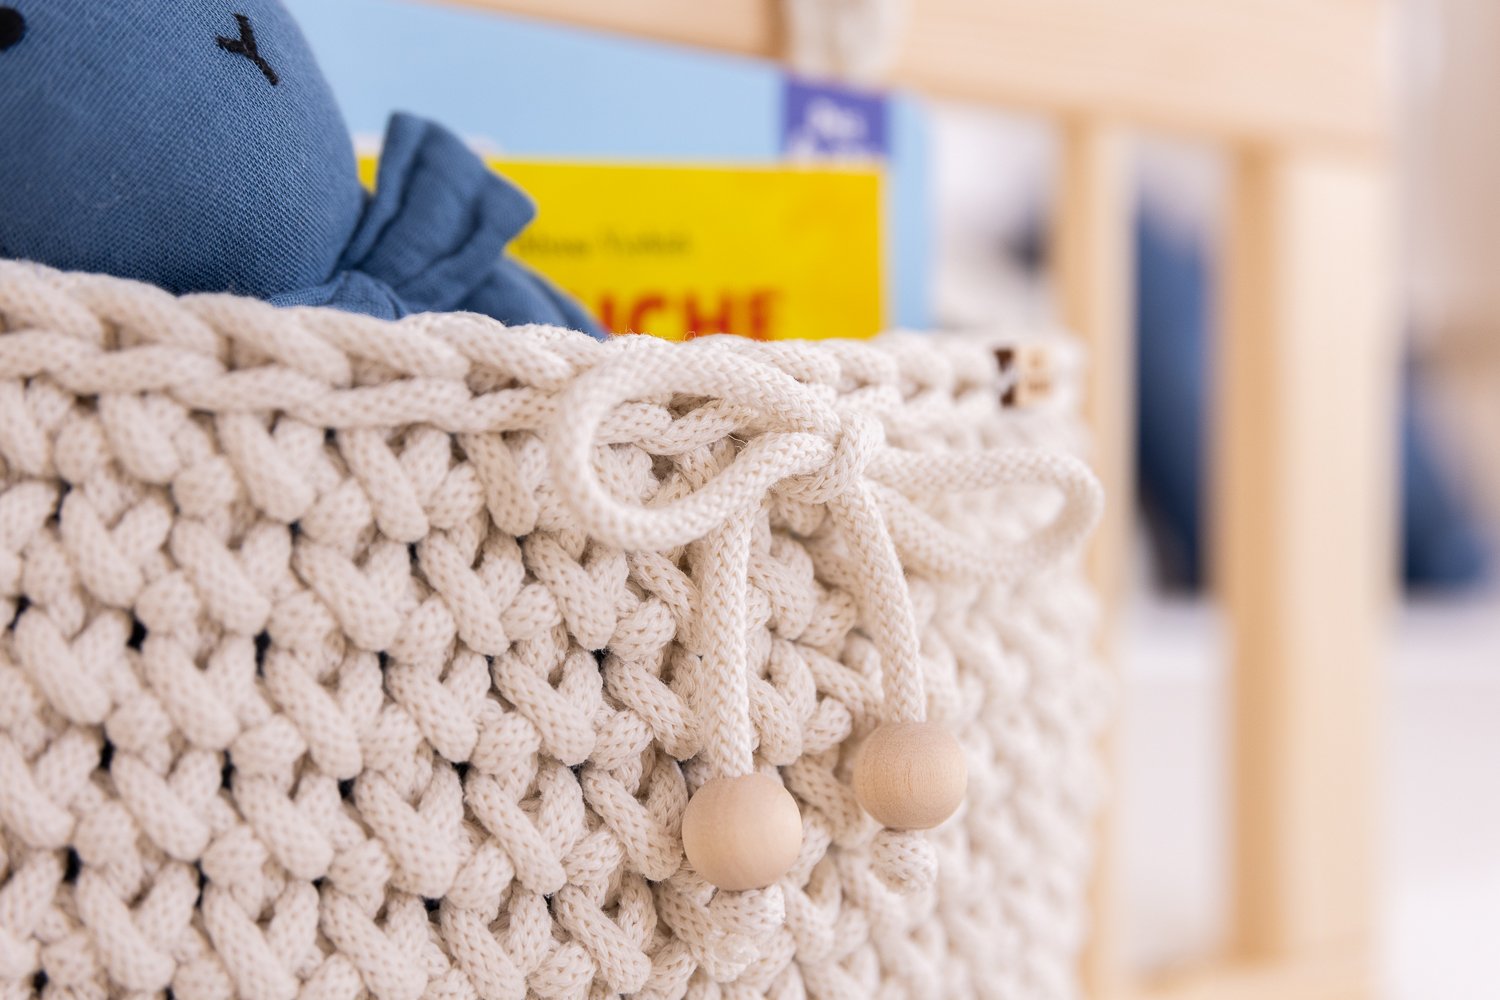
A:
<box><xmin>446</xmin><ymin>0</ymin><xmax>1391</xmax><ymax>148</ymax></box>
<box><xmin>1131</xmin><ymin>953</ymin><xmax>1371</xmax><ymax>1000</ymax></box>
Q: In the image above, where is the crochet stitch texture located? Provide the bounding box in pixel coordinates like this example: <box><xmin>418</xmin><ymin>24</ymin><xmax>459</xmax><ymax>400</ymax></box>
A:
<box><xmin>0</xmin><ymin>262</ymin><xmax>1105</xmax><ymax>1000</ymax></box>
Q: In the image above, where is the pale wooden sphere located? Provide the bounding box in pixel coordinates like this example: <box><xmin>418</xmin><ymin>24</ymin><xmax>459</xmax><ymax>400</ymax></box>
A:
<box><xmin>681</xmin><ymin>773</ymin><xmax>803</xmax><ymax>891</ymax></box>
<box><xmin>852</xmin><ymin>722</ymin><xmax>967</xmax><ymax>830</ymax></box>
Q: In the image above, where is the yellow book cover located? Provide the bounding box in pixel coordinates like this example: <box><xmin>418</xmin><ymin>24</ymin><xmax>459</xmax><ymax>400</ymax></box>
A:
<box><xmin>359</xmin><ymin>158</ymin><xmax>884</xmax><ymax>342</ymax></box>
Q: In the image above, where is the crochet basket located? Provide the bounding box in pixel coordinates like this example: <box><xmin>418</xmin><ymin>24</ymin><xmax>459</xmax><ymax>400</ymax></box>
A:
<box><xmin>0</xmin><ymin>262</ymin><xmax>1106</xmax><ymax>1000</ymax></box>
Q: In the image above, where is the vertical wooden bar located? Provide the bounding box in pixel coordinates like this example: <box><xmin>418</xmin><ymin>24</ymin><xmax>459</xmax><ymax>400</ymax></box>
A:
<box><xmin>1215</xmin><ymin>146</ymin><xmax>1395</xmax><ymax>980</ymax></box>
<box><xmin>1053</xmin><ymin>120</ymin><xmax>1135</xmax><ymax>1000</ymax></box>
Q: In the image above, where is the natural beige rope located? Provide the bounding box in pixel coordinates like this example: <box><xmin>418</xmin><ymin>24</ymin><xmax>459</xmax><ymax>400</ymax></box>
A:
<box><xmin>549</xmin><ymin>336</ymin><xmax>1099</xmax><ymax>761</ymax></box>
<box><xmin>0</xmin><ymin>260</ymin><xmax>1106</xmax><ymax>1000</ymax></box>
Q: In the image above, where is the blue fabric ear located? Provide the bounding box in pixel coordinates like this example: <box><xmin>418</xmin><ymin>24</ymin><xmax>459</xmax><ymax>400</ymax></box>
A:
<box><xmin>278</xmin><ymin>113</ymin><xmax>605</xmax><ymax>338</ymax></box>
<box><xmin>338</xmin><ymin>113</ymin><xmax>536</xmax><ymax>311</ymax></box>
<box><xmin>0</xmin><ymin>0</ymin><xmax>363</xmax><ymax>299</ymax></box>
<box><xmin>460</xmin><ymin>248</ymin><xmax>605</xmax><ymax>337</ymax></box>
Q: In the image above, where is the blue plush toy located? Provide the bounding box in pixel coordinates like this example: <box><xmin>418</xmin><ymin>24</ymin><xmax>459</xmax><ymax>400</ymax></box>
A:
<box><xmin>0</xmin><ymin>0</ymin><xmax>603</xmax><ymax>336</ymax></box>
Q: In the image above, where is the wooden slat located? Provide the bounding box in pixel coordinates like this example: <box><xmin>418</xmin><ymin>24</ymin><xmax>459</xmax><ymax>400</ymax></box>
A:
<box><xmin>1052</xmin><ymin>121</ymin><xmax>1134</xmax><ymax>1000</ymax></box>
<box><xmin>442</xmin><ymin>0</ymin><xmax>781</xmax><ymax>61</ymax></box>
<box><xmin>1054</xmin><ymin>128</ymin><xmax>1135</xmax><ymax>609</ymax></box>
<box><xmin>447</xmin><ymin>0</ymin><xmax>1390</xmax><ymax>148</ymax></box>
<box><xmin>1215</xmin><ymin>147</ymin><xmax>1395</xmax><ymax>963</ymax></box>
<box><xmin>891</xmin><ymin>0</ymin><xmax>1389</xmax><ymax>150</ymax></box>
<box><xmin>1132</xmin><ymin>954</ymin><xmax>1371</xmax><ymax>1000</ymax></box>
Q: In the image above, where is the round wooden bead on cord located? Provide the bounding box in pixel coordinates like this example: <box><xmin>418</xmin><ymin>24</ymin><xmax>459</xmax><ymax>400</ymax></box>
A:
<box><xmin>681</xmin><ymin>773</ymin><xmax>803</xmax><ymax>891</ymax></box>
<box><xmin>852</xmin><ymin>722</ymin><xmax>967</xmax><ymax>830</ymax></box>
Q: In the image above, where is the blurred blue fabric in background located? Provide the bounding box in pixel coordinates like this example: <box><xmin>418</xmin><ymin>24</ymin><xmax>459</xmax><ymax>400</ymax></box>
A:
<box><xmin>1135</xmin><ymin>203</ymin><xmax>1490</xmax><ymax>589</ymax></box>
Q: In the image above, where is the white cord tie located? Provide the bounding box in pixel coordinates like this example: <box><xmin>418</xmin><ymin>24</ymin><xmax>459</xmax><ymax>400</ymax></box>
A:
<box><xmin>547</xmin><ymin>339</ymin><xmax>1101</xmax><ymax>899</ymax></box>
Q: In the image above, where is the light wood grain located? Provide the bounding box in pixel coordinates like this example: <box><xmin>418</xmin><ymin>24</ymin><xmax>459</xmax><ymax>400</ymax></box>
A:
<box><xmin>1054</xmin><ymin>123</ymin><xmax>1135</xmax><ymax>634</ymax></box>
<box><xmin>1053</xmin><ymin>120</ymin><xmax>1135</xmax><ymax>1000</ymax></box>
<box><xmin>682</xmin><ymin>774</ymin><xmax>803</xmax><ymax>891</ymax></box>
<box><xmin>439</xmin><ymin>0</ymin><xmax>781</xmax><ymax>63</ymax></box>
<box><xmin>445</xmin><ymin>0</ymin><xmax>1390</xmax><ymax>148</ymax></box>
<box><xmin>1215</xmin><ymin>148</ymin><xmax>1395</xmax><ymax>962</ymax></box>
<box><xmin>852</xmin><ymin>722</ymin><xmax>967</xmax><ymax>831</ymax></box>
<box><xmin>1133</xmin><ymin>953</ymin><xmax>1370</xmax><ymax>1000</ymax></box>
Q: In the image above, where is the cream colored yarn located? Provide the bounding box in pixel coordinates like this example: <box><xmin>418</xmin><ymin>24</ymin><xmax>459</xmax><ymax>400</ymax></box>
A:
<box><xmin>0</xmin><ymin>261</ymin><xmax>1106</xmax><ymax>1000</ymax></box>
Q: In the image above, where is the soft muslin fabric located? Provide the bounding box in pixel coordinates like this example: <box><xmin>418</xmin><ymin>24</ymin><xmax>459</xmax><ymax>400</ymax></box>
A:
<box><xmin>0</xmin><ymin>0</ymin><xmax>602</xmax><ymax>334</ymax></box>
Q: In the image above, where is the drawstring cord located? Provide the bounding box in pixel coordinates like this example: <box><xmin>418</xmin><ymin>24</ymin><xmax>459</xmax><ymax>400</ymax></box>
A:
<box><xmin>547</xmin><ymin>338</ymin><xmax>1102</xmax><ymax>902</ymax></box>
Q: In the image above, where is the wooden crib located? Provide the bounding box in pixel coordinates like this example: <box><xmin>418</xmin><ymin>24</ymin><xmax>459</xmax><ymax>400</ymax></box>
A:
<box><xmin>439</xmin><ymin>3</ymin><xmax>1397</xmax><ymax>998</ymax></box>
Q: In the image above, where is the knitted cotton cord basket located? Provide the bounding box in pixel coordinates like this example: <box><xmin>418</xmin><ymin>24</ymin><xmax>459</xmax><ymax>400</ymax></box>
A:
<box><xmin>0</xmin><ymin>261</ymin><xmax>1106</xmax><ymax>1000</ymax></box>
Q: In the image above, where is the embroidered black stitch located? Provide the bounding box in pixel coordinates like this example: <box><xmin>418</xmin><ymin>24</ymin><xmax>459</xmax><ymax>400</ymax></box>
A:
<box><xmin>0</xmin><ymin>7</ymin><xmax>25</xmax><ymax>52</ymax></box>
<box><xmin>216</xmin><ymin>13</ymin><xmax>279</xmax><ymax>86</ymax></box>
<box><xmin>254</xmin><ymin>629</ymin><xmax>271</xmax><ymax>670</ymax></box>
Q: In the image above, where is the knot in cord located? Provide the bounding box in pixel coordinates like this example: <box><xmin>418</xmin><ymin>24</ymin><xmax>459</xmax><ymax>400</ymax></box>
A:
<box><xmin>546</xmin><ymin>338</ymin><xmax>1102</xmax><ymax>893</ymax></box>
<box><xmin>776</xmin><ymin>406</ymin><xmax>883</xmax><ymax>506</ymax></box>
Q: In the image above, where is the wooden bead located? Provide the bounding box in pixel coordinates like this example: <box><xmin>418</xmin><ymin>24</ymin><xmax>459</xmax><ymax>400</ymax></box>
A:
<box><xmin>681</xmin><ymin>773</ymin><xmax>803</xmax><ymax>891</ymax></box>
<box><xmin>852</xmin><ymin>722</ymin><xmax>967</xmax><ymax>830</ymax></box>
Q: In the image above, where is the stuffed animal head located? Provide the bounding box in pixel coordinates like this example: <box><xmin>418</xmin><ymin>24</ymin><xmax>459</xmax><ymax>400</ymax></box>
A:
<box><xmin>0</xmin><ymin>0</ymin><xmax>362</xmax><ymax>298</ymax></box>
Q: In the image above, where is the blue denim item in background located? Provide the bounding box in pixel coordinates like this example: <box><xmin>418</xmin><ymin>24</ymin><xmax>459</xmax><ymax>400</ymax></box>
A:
<box><xmin>0</xmin><ymin>0</ymin><xmax>602</xmax><ymax>336</ymax></box>
<box><xmin>1134</xmin><ymin>204</ymin><xmax>1488</xmax><ymax>589</ymax></box>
